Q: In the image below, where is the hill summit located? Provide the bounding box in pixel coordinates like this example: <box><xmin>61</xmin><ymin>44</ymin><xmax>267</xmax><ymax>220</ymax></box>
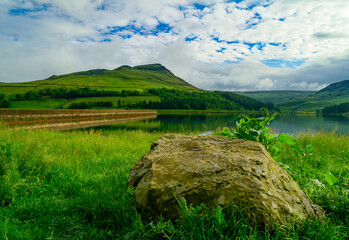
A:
<box><xmin>0</xmin><ymin>64</ymin><xmax>198</xmax><ymax>95</ymax></box>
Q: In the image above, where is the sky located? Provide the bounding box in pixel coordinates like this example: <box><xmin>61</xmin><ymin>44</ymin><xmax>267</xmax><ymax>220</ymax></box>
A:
<box><xmin>1</xmin><ymin>0</ymin><xmax>349</xmax><ymax>91</ymax></box>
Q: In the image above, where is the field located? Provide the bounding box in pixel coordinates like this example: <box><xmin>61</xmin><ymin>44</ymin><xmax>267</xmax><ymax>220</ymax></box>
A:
<box><xmin>9</xmin><ymin>96</ymin><xmax>161</xmax><ymax>109</ymax></box>
<box><xmin>236</xmin><ymin>91</ymin><xmax>315</xmax><ymax>104</ymax></box>
<box><xmin>279</xmin><ymin>96</ymin><xmax>349</xmax><ymax>113</ymax></box>
<box><xmin>1</xmin><ymin>127</ymin><xmax>348</xmax><ymax>239</ymax></box>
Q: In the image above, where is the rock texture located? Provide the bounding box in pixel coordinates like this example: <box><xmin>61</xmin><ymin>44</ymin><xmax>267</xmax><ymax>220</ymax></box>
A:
<box><xmin>128</xmin><ymin>134</ymin><xmax>325</xmax><ymax>227</ymax></box>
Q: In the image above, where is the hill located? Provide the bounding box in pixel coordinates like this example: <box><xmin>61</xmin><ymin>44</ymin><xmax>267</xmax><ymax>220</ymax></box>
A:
<box><xmin>235</xmin><ymin>91</ymin><xmax>314</xmax><ymax>104</ymax></box>
<box><xmin>0</xmin><ymin>64</ymin><xmax>273</xmax><ymax>111</ymax></box>
<box><xmin>278</xmin><ymin>80</ymin><xmax>349</xmax><ymax>112</ymax></box>
<box><xmin>0</xmin><ymin>63</ymin><xmax>198</xmax><ymax>95</ymax></box>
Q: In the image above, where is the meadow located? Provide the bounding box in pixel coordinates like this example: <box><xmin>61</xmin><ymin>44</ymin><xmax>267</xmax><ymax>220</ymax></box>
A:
<box><xmin>0</xmin><ymin>127</ymin><xmax>348</xmax><ymax>239</ymax></box>
<box><xmin>9</xmin><ymin>96</ymin><xmax>161</xmax><ymax>110</ymax></box>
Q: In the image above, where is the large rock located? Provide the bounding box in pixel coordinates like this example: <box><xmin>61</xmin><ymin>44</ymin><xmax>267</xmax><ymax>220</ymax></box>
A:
<box><xmin>128</xmin><ymin>134</ymin><xmax>325</xmax><ymax>227</ymax></box>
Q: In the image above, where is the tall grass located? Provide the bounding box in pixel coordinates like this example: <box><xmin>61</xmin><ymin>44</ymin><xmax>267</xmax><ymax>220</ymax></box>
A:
<box><xmin>0</xmin><ymin>128</ymin><xmax>161</xmax><ymax>239</ymax></box>
<box><xmin>0</xmin><ymin>128</ymin><xmax>348</xmax><ymax>239</ymax></box>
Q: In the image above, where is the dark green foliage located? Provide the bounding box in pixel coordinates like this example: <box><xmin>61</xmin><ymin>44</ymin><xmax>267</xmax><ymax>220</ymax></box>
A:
<box><xmin>215</xmin><ymin>91</ymin><xmax>274</xmax><ymax>110</ymax></box>
<box><xmin>0</xmin><ymin>93</ymin><xmax>11</xmax><ymax>107</ymax></box>
<box><xmin>323</xmin><ymin>102</ymin><xmax>349</xmax><ymax>114</ymax></box>
<box><xmin>19</xmin><ymin>87</ymin><xmax>144</xmax><ymax>100</ymax></box>
<box><xmin>125</xmin><ymin>88</ymin><xmax>274</xmax><ymax>111</ymax></box>
<box><xmin>16</xmin><ymin>87</ymin><xmax>272</xmax><ymax>111</ymax></box>
<box><xmin>68</xmin><ymin>101</ymin><xmax>113</xmax><ymax>109</ymax></box>
<box><xmin>0</xmin><ymin>99</ymin><xmax>11</xmax><ymax>108</ymax></box>
<box><xmin>236</xmin><ymin>91</ymin><xmax>315</xmax><ymax>104</ymax></box>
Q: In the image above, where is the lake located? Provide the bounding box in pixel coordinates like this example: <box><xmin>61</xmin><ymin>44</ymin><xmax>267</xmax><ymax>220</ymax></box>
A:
<box><xmin>79</xmin><ymin>113</ymin><xmax>349</xmax><ymax>135</ymax></box>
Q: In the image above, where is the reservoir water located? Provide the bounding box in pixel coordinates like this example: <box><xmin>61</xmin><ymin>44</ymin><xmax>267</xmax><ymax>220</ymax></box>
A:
<box><xmin>80</xmin><ymin>113</ymin><xmax>349</xmax><ymax>135</ymax></box>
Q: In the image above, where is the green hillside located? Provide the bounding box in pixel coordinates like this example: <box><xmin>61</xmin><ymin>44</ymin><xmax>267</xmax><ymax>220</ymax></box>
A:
<box><xmin>0</xmin><ymin>64</ymin><xmax>198</xmax><ymax>95</ymax></box>
<box><xmin>235</xmin><ymin>91</ymin><xmax>314</xmax><ymax>104</ymax></box>
<box><xmin>0</xmin><ymin>64</ymin><xmax>274</xmax><ymax>111</ymax></box>
<box><xmin>279</xmin><ymin>80</ymin><xmax>349</xmax><ymax>112</ymax></box>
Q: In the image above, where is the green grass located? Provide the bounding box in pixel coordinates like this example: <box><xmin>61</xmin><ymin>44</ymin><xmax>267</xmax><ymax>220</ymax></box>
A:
<box><xmin>61</xmin><ymin>96</ymin><xmax>161</xmax><ymax>108</ymax></box>
<box><xmin>236</xmin><ymin>91</ymin><xmax>315</xmax><ymax>104</ymax></box>
<box><xmin>9</xmin><ymin>96</ymin><xmax>161</xmax><ymax>109</ymax></box>
<box><xmin>279</xmin><ymin>96</ymin><xmax>349</xmax><ymax>113</ymax></box>
<box><xmin>0</xmin><ymin>128</ymin><xmax>348</xmax><ymax>239</ymax></box>
<box><xmin>10</xmin><ymin>99</ymin><xmax>68</xmax><ymax>109</ymax></box>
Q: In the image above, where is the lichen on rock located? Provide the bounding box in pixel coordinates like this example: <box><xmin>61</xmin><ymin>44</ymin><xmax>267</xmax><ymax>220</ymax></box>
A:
<box><xmin>128</xmin><ymin>134</ymin><xmax>325</xmax><ymax>227</ymax></box>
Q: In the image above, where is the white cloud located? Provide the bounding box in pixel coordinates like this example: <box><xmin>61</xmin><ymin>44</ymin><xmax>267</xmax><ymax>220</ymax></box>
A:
<box><xmin>257</xmin><ymin>78</ymin><xmax>275</xmax><ymax>90</ymax></box>
<box><xmin>0</xmin><ymin>0</ymin><xmax>348</xmax><ymax>90</ymax></box>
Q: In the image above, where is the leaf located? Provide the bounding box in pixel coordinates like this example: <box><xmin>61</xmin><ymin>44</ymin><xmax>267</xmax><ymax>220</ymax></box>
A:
<box><xmin>274</xmin><ymin>133</ymin><xmax>297</xmax><ymax>145</ymax></box>
<box><xmin>325</xmin><ymin>172</ymin><xmax>337</xmax><ymax>186</ymax></box>
<box><xmin>306</xmin><ymin>145</ymin><xmax>314</xmax><ymax>153</ymax></box>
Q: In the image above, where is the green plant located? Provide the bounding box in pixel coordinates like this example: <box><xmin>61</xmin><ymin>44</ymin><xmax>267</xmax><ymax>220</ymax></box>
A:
<box><xmin>217</xmin><ymin>108</ymin><xmax>297</xmax><ymax>158</ymax></box>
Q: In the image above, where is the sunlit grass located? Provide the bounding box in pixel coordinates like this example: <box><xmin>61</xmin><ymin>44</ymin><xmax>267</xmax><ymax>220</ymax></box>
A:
<box><xmin>0</xmin><ymin>128</ymin><xmax>348</xmax><ymax>239</ymax></box>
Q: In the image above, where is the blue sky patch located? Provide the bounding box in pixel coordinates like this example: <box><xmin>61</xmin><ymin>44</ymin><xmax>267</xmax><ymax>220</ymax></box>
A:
<box><xmin>224</xmin><ymin>58</ymin><xmax>243</xmax><ymax>64</ymax></box>
<box><xmin>185</xmin><ymin>36</ymin><xmax>198</xmax><ymax>42</ymax></box>
<box><xmin>193</xmin><ymin>3</ymin><xmax>208</xmax><ymax>11</ymax></box>
<box><xmin>8</xmin><ymin>4</ymin><xmax>50</xmax><ymax>16</ymax></box>
<box><xmin>216</xmin><ymin>48</ymin><xmax>226</xmax><ymax>53</ymax></box>
<box><xmin>211</xmin><ymin>36</ymin><xmax>239</xmax><ymax>44</ymax></box>
<box><xmin>225</xmin><ymin>0</ymin><xmax>244</xmax><ymax>3</ymax></box>
<box><xmin>262</xmin><ymin>58</ymin><xmax>308</xmax><ymax>68</ymax></box>
<box><xmin>101</xmin><ymin>21</ymin><xmax>173</xmax><ymax>38</ymax></box>
<box><xmin>245</xmin><ymin>13</ymin><xmax>262</xmax><ymax>29</ymax></box>
<box><xmin>244</xmin><ymin>42</ymin><xmax>265</xmax><ymax>50</ymax></box>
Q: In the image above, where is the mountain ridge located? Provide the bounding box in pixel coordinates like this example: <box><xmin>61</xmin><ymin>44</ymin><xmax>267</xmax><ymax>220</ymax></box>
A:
<box><xmin>278</xmin><ymin>79</ymin><xmax>349</xmax><ymax>112</ymax></box>
<box><xmin>0</xmin><ymin>63</ymin><xmax>198</xmax><ymax>94</ymax></box>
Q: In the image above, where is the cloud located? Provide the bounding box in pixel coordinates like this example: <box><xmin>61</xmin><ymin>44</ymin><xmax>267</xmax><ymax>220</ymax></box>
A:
<box><xmin>0</xmin><ymin>0</ymin><xmax>348</xmax><ymax>91</ymax></box>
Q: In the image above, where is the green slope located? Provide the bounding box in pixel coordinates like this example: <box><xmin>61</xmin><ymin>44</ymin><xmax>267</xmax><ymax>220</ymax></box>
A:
<box><xmin>235</xmin><ymin>91</ymin><xmax>315</xmax><ymax>104</ymax></box>
<box><xmin>0</xmin><ymin>64</ymin><xmax>198</xmax><ymax>95</ymax></box>
<box><xmin>279</xmin><ymin>80</ymin><xmax>349</xmax><ymax>112</ymax></box>
<box><xmin>0</xmin><ymin>63</ymin><xmax>274</xmax><ymax>111</ymax></box>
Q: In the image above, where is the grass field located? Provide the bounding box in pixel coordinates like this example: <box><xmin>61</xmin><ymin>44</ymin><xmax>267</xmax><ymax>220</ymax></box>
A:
<box><xmin>236</xmin><ymin>91</ymin><xmax>315</xmax><ymax>104</ymax></box>
<box><xmin>60</xmin><ymin>96</ymin><xmax>161</xmax><ymax>108</ymax></box>
<box><xmin>0</xmin><ymin>128</ymin><xmax>348</xmax><ymax>239</ymax></box>
<box><xmin>279</xmin><ymin>96</ymin><xmax>349</xmax><ymax>113</ymax></box>
<box><xmin>9</xmin><ymin>96</ymin><xmax>161</xmax><ymax>109</ymax></box>
<box><xmin>10</xmin><ymin>99</ymin><xmax>68</xmax><ymax>109</ymax></box>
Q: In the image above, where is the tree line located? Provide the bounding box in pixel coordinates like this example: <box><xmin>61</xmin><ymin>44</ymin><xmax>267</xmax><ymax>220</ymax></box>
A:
<box><xmin>68</xmin><ymin>101</ymin><xmax>113</xmax><ymax>109</ymax></box>
<box><xmin>7</xmin><ymin>87</ymin><xmax>275</xmax><ymax>111</ymax></box>
<box><xmin>322</xmin><ymin>102</ymin><xmax>349</xmax><ymax>114</ymax></box>
<box><xmin>14</xmin><ymin>88</ymin><xmax>144</xmax><ymax>100</ymax></box>
<box><xmin>0</xmin><ymin>94</ymin><xmax>11</xmax><ymax>108</ymax></box>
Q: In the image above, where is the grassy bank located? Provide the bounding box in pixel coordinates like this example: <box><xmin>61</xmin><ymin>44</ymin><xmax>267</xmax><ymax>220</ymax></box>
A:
<box><xmin>0</xmin><ymin>128</ymin><xmax>348</xmax><ymax>239</ymax></box>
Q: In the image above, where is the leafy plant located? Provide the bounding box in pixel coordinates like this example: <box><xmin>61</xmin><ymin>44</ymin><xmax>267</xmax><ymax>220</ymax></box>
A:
<box><xmin>217</xmin><ymin>108</ymin><xmax>297</xmax><ymax>158</ymax></box>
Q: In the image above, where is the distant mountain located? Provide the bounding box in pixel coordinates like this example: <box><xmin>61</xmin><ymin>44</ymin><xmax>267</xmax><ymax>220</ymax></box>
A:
<box><xmin>278</xmin><ymin>80</ymin><xmax>349</xmax><ymax>112</ymax></box>
<box><xmin>0</xmin><ymin>63</ymin><xmax>198</xmax><ymax>94</ymax></box>
<box><xmin>235</xmin><ymin>91</ymin><xmax>315</xmax><ymax>105</ymax></box>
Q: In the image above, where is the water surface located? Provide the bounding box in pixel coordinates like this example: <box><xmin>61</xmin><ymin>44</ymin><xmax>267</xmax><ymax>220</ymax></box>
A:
<box><xmin>79</xmin><ymin>113</ymin><xmax>349</xmax><ymax>135</ymax></box>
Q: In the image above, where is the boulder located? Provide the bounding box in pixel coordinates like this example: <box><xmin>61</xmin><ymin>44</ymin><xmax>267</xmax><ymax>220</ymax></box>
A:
<box><xmin>128</xmin><ymin>134</ymin><xmax>325</xmax><ymax>227</ymax></box>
